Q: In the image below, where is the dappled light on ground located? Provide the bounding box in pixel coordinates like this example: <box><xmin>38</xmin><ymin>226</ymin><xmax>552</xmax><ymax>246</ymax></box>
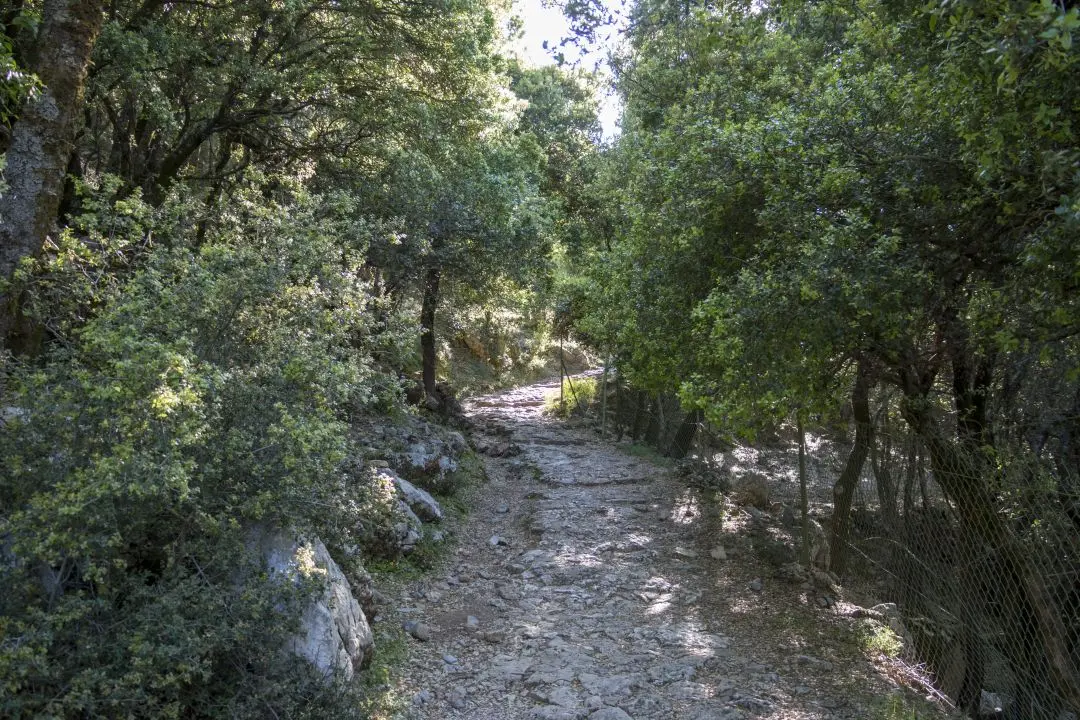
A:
<box><xmin>376</xmin><ymin>375</ymin><xmax>953</xmax><ymax>720</ymax></box>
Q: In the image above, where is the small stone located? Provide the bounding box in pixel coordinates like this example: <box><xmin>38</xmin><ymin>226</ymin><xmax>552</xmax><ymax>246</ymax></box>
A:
<box><xmin>497</xmin><ymin>503</ymin><xmax>511</xmax><ymax>513</ymax></box>
<box><xmin>413</xmin><ymin>689</ymin><xmax>433</xmax><ymax>706</ymax></box>
<box><xmin>425</xmin><ymin>590</ymin><xmax>443</xmax><ymax>603</ymax></box>
<box><xmin>709</xmin><ymin>546</ymin><xmax>727</xmax><ymax>560</ymax></box>
<box><xmin>466</xmin><ymin>615</ymin><xmax>480</xmax><ymax>629</ymax></box>
<box><xmin>449</xmin><ymin>687</ymin><xmax>468</xmax><ymax>709</ymax></box>
<box><xmin>547</xmin><ymin>685</ymin><xmax>579</xmax><ymax>707</ymax></box>
<box><xmin>748</xmin><ymin>578</ymin><xmax>764</xmax><ymax>592</ymax></box>
<box><xmin>443</xmin><ymin>654</ymin><xmax>458</xmax><ymax>665</ymax></box>
<box><xmin>590</xmin><ymin>708</ymin><xmax>633</xmax><ymax>720</ymax></box>
<box><xmin>489</xmin><ymin>535</ymin><xmax>508</xmax><ymax>547</ymax></box>
<box><xmin>795</xmin><ymin>654</ymin><xmax>834</xmax><ymax>670</ymax></box>
<box><xmin>403</xmin><ymin>620</ymin><xmax>432</xmax><ymax>641</ymax></box>
<box><xmin>532</xmin><ymin>709</ymin><xmax>580</xmax><ymax>720</ymax></box>
<box><xmin>673</xmin><ymin>546</ymin><xmax>698</xmax><ymax>558</ymax></box>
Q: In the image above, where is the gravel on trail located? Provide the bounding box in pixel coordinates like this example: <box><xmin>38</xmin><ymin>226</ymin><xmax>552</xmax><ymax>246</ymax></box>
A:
<box><xmin>380</xmin><ymin>376</ymin><xmax>949</xmax><ymax>720</ymax></box>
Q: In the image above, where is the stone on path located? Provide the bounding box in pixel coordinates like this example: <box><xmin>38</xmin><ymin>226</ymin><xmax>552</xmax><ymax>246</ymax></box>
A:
<box><xmin>589</xmin><ymin>708</ymin><xmax>634</xmax><ymax>720</ymax></box>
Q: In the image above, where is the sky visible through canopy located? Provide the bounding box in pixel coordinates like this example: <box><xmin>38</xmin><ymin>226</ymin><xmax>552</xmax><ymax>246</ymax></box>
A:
<box><xmin>512</xmin><ymin>0</ymin><xmax>622</xmax><ymax>139</ymax></box>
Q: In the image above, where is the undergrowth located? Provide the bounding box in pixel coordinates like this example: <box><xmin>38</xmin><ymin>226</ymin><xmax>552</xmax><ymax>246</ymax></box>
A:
<box><xmin>544</xmin><ymin>375</ymin><xmax>598</xmax><ymax>417</ymax></box>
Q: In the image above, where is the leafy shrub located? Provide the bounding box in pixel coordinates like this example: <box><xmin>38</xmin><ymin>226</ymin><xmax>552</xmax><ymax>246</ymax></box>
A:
<box><xmin>544</xmin><ymin>375</ymin><xmax>598</xmax><ymax>417</ymax></box>
<box><xmin>0</xmin><ymin>179</ymin><xmax>410</xmax><ymax>717</ymax></box>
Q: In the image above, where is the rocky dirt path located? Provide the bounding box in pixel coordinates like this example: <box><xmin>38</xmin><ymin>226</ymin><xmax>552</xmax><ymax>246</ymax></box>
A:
<box><xmin>381</xmin><ymin>376</ymin><xmax>943</xmax><ymax>720</ymax></box>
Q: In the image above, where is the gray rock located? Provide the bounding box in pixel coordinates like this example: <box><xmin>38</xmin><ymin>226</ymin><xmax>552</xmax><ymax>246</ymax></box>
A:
<box><xmin>980</xmin><ymin>690</ymin><xmax>1005</xmax><ymax>716</ymax></box>
<box><xmin>577</xmin><ymin>673</ymin><xmax>638</xmax><ymax>699</ymax></box>
<box><xmin>748</xmin><ymin>577</ymin><xmax>764</xmax><ymax>592</ymax></box>
<box><xmin>490</xmin><ymin>654</ymin><xmax>534</xmax><ymax>681</ymax></box>
<box><xmin>795</xmin><ymin>654</ymin><xmax>833</xmax><ymax>670</ymax></box>
<box><xmin>532</xmin><ymin>709</ymin><xmax>583</xmax><ymax>720</ymax></box>
<box><xmin>547</xmin><ymin>685</ymin><xmax>580</xmax><ymax>708</ymax></box>
<box><xmin>250</xmin><ymin>528</ymin><xmax>372</xmax><ymax>680</ymax></box>
<box><xmin>403</xmin><ymin>620</ymin><xmax>432</xmax><ymax>641</ymax></box>
<box><xmin>647</xmin><ymin>661</ymin><xmax>696</xmax><ymax>684</ymax></box>
<box><xmin>449</xmin><ymin>686</ymin><xmax>468</xmax><ymax>709</ymax></box>
<box><xmin>0</xmin><ymin>406</ymin><xmax>28</xmax><ymax>426</ymax></box>
<box><xmin>386</xmin><ymin>470</ymin><xmax>444</xmax><ymax>522</ymax></box>
<box><xmin>447</xmin><ymin>431</ymin><xmax>468</xmax><ymax>454</ymax></box>
<box><xmin>413</xmin><ymin>689</ymin><xmax>433</xmax><ymax>706</ymax></box>
<box><xmin>443</xmin><ymin>654</ymin><xmax>458</xmax><ymax>665</ymax></box>
<box><xmin>405</xmin><ymin>442</ymin><xmax>435</xmax><ymax>469</ymax></box>
<box><xmin>589</xmin><ymin>708</ymin><xmax>633</xmax><ymax>720</ymax></box>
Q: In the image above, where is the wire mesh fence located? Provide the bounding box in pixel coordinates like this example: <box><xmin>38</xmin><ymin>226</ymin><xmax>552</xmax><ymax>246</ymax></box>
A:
<box><xmin>838</xmin><ymin>422</ymin><xmax>1080</xmax><ymax>720</ymax></box>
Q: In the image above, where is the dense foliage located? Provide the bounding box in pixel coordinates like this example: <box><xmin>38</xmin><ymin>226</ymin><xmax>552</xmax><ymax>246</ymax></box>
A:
<box><xmin>564</xmin><ymin>0</ymin><xmax>1080</xmax><ymax>716</ymax></box>
<box><xmin>4</xmin><ymin>0</ymin><xmax>1078</xmax><ymax>715</ymax></box>
<box><xmin>0</xmin><ymin>0</ymin><xmax>601</xmax><ymax>715</ymax></box>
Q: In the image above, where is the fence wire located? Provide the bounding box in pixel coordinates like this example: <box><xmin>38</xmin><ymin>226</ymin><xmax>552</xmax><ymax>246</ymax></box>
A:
<box><xmin>837</xmin><ymin>424</ymin><xmax>1080</xmax><ymax>720</ymax></box>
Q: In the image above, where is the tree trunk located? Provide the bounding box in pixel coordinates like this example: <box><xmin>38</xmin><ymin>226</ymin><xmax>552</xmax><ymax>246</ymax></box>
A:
<box><xmin>600</xmin><ymin>357</ymin><xmax>609</xmax><ymax>437</ymax></box>
<box><xmin>0</xmin><ymin>0</ymin><xmax>105</xmax><ymax>347</ymax></box>
<box><xmin>828</xmin><ymin>361</ymin><xmax>873</xmax><ymax>577</ymax></box>
<box><xmin>632</xmin><ymin>390</ymin><xmax>647</xmax><ymax>442</ymax></box>
<box><xmin>614</xmin><ymin>374</ymin><xmax>624</xmax><ymax>441</ymax></box>
<box><xmin>644</xmin><ymin>394</ymin><xmax>661</xmax><ymax>446</ymax></box>
<box><xmin>798</xmin><ymin>413</ymin><xmax>811</xmax><ymax>566</ymax></box>
<box><xmin>668</xmin><ymin>408</ymin><xmax>702</xmax><ymax>459</ymax></box>
<box><xmin>902</xmin><ymin>432</ymin><xmax>918</xmax><ymax>518</ymax></box>
<box><xmin>420</xmin><ymin>265</ymin><xmax>441</xmax><ymax>400</ymax></box>
<box><xmin>871</xmin><ymin>406</ymin><xmax>899</xmax><ymax>530</ymax></box>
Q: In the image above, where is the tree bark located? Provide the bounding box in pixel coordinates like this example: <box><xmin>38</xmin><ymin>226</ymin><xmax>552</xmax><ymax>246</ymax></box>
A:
<box><xmin>798</xmin><ymin>413</ymin><xmax>811</xmax><ymax>566</ymax></box>
<box><xmin>0</xmin><ymin>0</ymin><xmax>105</xmax><ymax>346</ymax></box>
<box><xmin>668</xmin><ymin>408</ymin><xmax>702</xmax><ymax>459</ymax></box>
<box><xmin>644</xmin><ymin>394</ymin><xmax>661</xmax><ymax>446</ymax></box>
<box><xmin>871</xmin><ymin>405</ymin><xmax>899</xmax><ymax>530</ymax></box>
<box><xmin>828</xmin><ymin>361</ymin><xmax>873</xmax><ymax>577</ymax></box>
<box><xmin>632</xmin><ymin>390</ymin><xmax>647</xmax><ymax>442</ymax></box>
<box><xmin>419</xmin><ymin>265</ymin><xmax>441</xmax><ymax>400</ymax></box>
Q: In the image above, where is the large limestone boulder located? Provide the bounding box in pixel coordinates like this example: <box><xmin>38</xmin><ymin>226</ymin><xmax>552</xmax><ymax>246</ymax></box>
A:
<box><xmin>250</xmin><ymin>528</ymin><xmax>374</xmax><ymax>680</ymax></box>
<box><xmin>382</xmin><ymin>468</ymin><xmax>443</xmax><ymax>522</ymax></box>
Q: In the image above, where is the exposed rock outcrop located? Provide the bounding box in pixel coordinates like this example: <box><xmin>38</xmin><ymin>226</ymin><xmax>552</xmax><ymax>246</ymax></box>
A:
<box><xmin>250</xmin><ymin>527</ymin><xmax>373</xmax><ymax>680</ymax></box>
<box><xmin>386</xmin><ymin>469</ymin><xmax>444</xmax><ymax>522</ymax></box>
